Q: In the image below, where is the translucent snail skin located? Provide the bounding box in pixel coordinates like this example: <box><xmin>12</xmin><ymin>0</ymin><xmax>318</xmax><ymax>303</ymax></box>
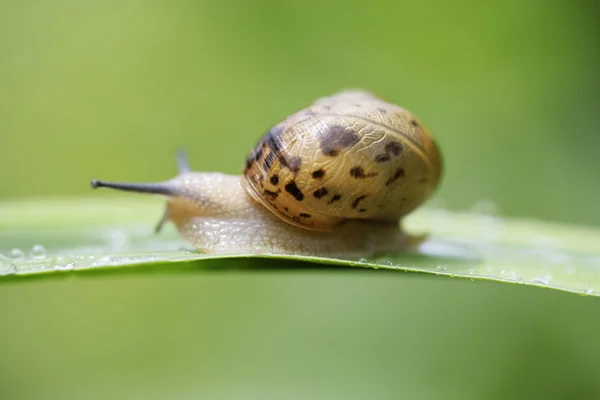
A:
<box><xmin>91</xmin><ymin>90</ymin><xmax>442</xmax><ymax>258</ymax></box>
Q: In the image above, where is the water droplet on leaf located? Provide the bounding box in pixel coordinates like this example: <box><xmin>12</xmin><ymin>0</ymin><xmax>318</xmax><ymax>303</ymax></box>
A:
<box><xmin>10</xmin><ymin>248</ymin><xmax>24</xmax><ymax>260</ymax></box>
<box><xmin>54</xmin><ymin>255</ymin><xmax>75</xmax><ymax>271</ymax></box>
<box><xmin>530</xmin><ymin>274</ymin><xmax>552</xmax><ymax>286</ymax></box>
<box><xmin>29</xmin><ymin>245</ymin><xmax>47</xmax><ymax>259</ymax></box>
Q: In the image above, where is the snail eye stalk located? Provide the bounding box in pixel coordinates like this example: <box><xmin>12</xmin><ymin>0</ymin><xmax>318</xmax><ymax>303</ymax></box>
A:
<box><xmin>90</xmin><ymin>180</ymin><xmax>177</xmax><ymax>196</ymax></box>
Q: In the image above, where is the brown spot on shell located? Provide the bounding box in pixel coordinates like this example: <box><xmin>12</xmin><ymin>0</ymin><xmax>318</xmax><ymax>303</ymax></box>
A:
<box><xmin>299</xmin><ymin>213</ymin><xmax>311</xmax><ymax>218</ymax></box>
<box><xmin>313</xmin><ymin>187</ymin><xmax>329</xmax><ymax>199</ymax></box>
<box><xmin>375</xmin><ymin>154</ymin><xmax>390</xmax><ymax>163</ymax></box>
<box><xmin>350</xmin><ymin>166</ymin><xmax>377</xmax><ymax>179</ymax></box>
<box><xmin>319</xmin><ymin>125</ymin><xmax>360</xmax><ymax>157</ymax></box>
<box><xmin>283</xmin><ymin>206</ymin><xmax>289</xmax><ymax>212</ymax></box>
<box><xmin>386</xmin><ymin>168</ymin><xmax>405</xmax><ymax>186</ymax></box>
<box><xmin>328</xmin><ymin>194</ymin><xmax>341</xmax><ymax>204</ymax></box>
<box><xmin>284</xmin><ymin>181</ymin><xmax>304</xmax><ymax>201</ymax></box>
<box><xmin>254</xmin><ymin>148</ymin><xmax>263</xmax><ymax>161</ymax></box>
<box><xmin>411</xmin><ymin>120</ymin><xmax>419</xmax><ymax>127</ymax></box>
<box><xmin>351</xmin><ymin>195</ymin><xmax>367</xmax><ymax>209</ymax></box>
<box><xmin>385</xmin><ymin>141</ymin><xmax>403</xmax><ymax>156</ymax></box>
<box><xmin>312</xmin><ymin>169</ymin><xmax>325</xmax><ymax>179</ymax></box>
<box><xmin>263</xmin><ymin>189</ymin><xmax>279</xmax><ymax>201</ymax></box>
<box><xmin>270</xmin><ymin>175</ymin><xmax>279</xmax><ymax>186</ymax></box>
<box><xmin>358</xmin><ymin>208</ymin><xmax>367</xmax><ymax>212</ymax></box>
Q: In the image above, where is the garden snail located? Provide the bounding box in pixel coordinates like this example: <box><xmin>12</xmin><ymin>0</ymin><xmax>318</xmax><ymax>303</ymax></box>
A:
<box><xmin>91</xmin><ymin>90</ymin><xmax>442</xmax><ymax>258</ymax></box>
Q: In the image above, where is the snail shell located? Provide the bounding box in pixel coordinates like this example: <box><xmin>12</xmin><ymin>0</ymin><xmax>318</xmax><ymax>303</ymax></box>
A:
<box><xmin>243</xmin><ymin>90</ymin><xmax>442</xmax><ymax>231</ymax></box>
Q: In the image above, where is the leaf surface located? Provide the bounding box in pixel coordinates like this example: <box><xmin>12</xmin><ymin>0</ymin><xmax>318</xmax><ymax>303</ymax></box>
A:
<box><xmin>1</xmin><ymin>197</ymin><xmax>599</xmax><ymax>296</ymax></box>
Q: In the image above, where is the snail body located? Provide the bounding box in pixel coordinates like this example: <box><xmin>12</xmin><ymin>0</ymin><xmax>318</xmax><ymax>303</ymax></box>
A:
<box><xmin>91</xmin><ymin>90</ymin><xmax>442</xmax><ymax>258</ymax></box>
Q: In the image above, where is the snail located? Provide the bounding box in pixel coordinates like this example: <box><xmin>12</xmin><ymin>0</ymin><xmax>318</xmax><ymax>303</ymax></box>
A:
<box><xmin>91</xmin><ymin>90</ymin><xmax>442</xmax><ymax>258</ymax></box>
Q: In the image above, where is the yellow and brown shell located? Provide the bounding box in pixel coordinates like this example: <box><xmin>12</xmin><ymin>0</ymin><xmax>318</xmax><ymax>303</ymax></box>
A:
<box><xmin>242</xmin><ymin>90</ymin><xmax>442</xmax><ymax>231</ymax></box>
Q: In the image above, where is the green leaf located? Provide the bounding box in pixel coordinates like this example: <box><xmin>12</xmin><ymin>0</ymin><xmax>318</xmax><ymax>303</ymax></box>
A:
<box><xmin>1</xmin><ymin>197</ymin><xmax>599</xmax><ymax>297</ymax></box>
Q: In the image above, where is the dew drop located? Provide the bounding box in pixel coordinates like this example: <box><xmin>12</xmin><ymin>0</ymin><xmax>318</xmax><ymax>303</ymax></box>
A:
<box><xmin>54</xmin><ymin>255</ymin><xmax>75</xmax><ymax>271</ymax></box>
<box><xmin>358</xmin><ymin>257</ymin><xmax>368</xmax><ymax>263</ymax></box>
<box><xmin>504</xmin><ymin>271</ymin><xmax>518</xmax><ymax>281</ymax></box>
<box><xmin>436</xmin><ymin>265</ymin><xmax>448</xmax><ymax>272</ymax></box>
<box><xmin>530</xmin><ymin>274</ymin><xmax>552</xmax><ymax>286</ymax></box>
<box><xmin>584</xmin><ymin>284</ymin><xmax>594</xmax><ymax>295</ymax></box>
<box><xmin>10</xmin><ymin>248</ymin><xmax>25</xmax><ymax>260</ymax></box>
<box><xmin>30</xmin><ymin>245</ymin><xmax>47</xmax><ymax>259</ymax></box>
<box><xmin>375</xmin><ymin>258</ymin><xmax>390</xmax><ymax>266</ymax></box>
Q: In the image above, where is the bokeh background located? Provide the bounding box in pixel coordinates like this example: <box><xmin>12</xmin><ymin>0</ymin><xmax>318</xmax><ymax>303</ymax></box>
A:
<box><xmin>2</xmin><ymin>0</ymin><xmax>599</xmax><ymax>225</ymax></box>
<box><xmin>1</xmin><ymin>0</ymin><xmax>599</xmax><ymax>399</ymax></box>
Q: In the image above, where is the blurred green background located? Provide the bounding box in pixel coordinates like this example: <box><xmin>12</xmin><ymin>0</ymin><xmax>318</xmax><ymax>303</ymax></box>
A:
<box><xmin>1</xmin><ymin>0</ymin><xmax>600</xmax><ymax>399</ymax></box>
<box><xmin>1</xmin><ymin>0</ymin><xmax>599</xmax><ymax>225</ymax></box>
